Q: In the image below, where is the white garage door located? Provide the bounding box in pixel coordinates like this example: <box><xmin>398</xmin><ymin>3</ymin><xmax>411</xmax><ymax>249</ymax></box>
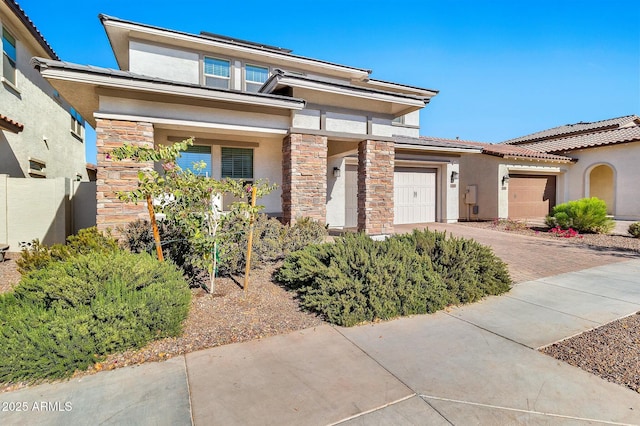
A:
<box><xmin>394</xmin><ymin>167</ymin><xmax>437</xmax><ymax>224</ymax></box>
<box><xmin>344</xmin><ymin>166</ymin><xmax>437</xmax><ymax>227</ymax></box>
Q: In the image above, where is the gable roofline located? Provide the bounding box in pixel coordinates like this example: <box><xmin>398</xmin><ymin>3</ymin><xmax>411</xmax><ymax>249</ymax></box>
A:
<box><xmin>31</xmin><ymin>57</ymin><xmax>306</xmax><ymax>128</ymax></box>
<box><xmin>262</xmin><ymin>69</ymin><xmax>434</xmax><ymax>103</ymax></box>
<box><xmin>99</xmin><ymin>14</ymin><xmax>372</xmax><ymax>78</ymax></box>
<box><xmin>4</xmin><ymin>0</ymin><xmax>59</xmax><ymax>60</ymax></box>
<box><xmin>502</xmin><ymin>114</ymin><xmax>640</xmax><ymax>145</ymax></box>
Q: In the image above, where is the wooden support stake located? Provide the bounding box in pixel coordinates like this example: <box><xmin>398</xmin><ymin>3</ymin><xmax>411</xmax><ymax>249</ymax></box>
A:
<box><xmin>243</xmin><ymin>186</ymin><xmax>257</xmax><ymax>292</ymax></box>
<box><xmin>146</xmin><ymin>195</ymin><xmax>164</xmax><ymax>262</ymax></box>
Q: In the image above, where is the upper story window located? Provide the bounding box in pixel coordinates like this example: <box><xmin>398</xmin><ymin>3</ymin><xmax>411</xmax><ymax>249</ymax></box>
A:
<box><xmin>245</xmin><ymin>65</ymin><xmax>268</xmax><ymax>93</ymax></box>
<box><xmin>204</xmin><ymin>57</ymin><xmax>230</xmax><ymax>89</ymax></box>
<box><xmin>392</xmin><ymin>115</ymin><xmax>405</xmax><ymax>125</ymax></box>
<box><xmin>176</xmin><ymin>145</ymin><xmax>212</xmax><ymax>177</ymax></box>
<box><xmin>70</xmin><ymin>108</ymin><xmax>84</xmax><ymax>140</ymax></box>
<box><xmin>2</xmin><ymin>27</ymin><xmax>17</xmax><ymax>86</ymax></box>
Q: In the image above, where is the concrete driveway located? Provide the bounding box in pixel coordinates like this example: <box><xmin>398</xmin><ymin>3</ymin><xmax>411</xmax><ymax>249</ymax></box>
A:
<box><xmin>1</xmin><ymin>224</ymin><xmax>639</xmax><ymax>425</ymax></box>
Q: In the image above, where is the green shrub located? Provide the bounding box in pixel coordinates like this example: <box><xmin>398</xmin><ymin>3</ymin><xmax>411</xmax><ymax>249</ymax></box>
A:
<box><xmin>629</xmin><ymin>222</ymin><xmax>640</xmax><ymax>238</ymax></box>
<box><xmin>545</xmin><ymin>197</ymin><xmax>614</xmax><ymax>234</ymax></box>
<box><xmin>120</xmin><ymin>219</ymin><xmax>206</xmax><ymax>287</ymax></box>
<box><xmin>16</xmin><ymin>227</ymin><xmax>118</xmax><ymax>274</ymax></box>
<box><xmin>0</xmin><ymin>251</ymin><xmax>191</xmax><ymax>383</ymax></box>
<box><xmin>275</xmin><ymin>230</ymin><xmax>511</xmax><ymax>326</ymax></box>
<box><xmin>217</xmin><ymin>213</ymin><xmax>327</xmax><ymax>276</ymax></box>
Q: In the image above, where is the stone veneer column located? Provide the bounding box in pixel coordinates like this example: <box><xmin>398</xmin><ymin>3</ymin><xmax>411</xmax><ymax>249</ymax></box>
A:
<box><xmin>358</xmin><ymin>139</ymin><xmax>395</xmax><ymax>235</ymax></box>
<box><xmin>282</xmin><ymin>133</ymin><xmax>328</xmax><ymax>224</ymax></box>
<box><xmin>96</xmin><ymin>119</ymin><xmax>154</xmax><ymax>236</ymax></box>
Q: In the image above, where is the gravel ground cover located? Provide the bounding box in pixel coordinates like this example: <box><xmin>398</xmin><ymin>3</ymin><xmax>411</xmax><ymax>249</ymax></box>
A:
<box><xmin>542</xmin><ymin>313</ymin><xmax>640</xmax><ymax>393</ymax></box>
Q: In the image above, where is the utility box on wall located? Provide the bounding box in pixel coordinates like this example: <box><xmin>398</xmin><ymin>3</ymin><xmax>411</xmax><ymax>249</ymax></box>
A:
<box><xmin>465</xmin><ymin>185</ymin><xmax>477</xmax><ymax>205</ymax></box>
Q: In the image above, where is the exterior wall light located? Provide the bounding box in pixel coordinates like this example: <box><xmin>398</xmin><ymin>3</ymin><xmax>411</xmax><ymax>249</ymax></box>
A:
<box><xmin>502</xmin><ymin>174</ymin><xmax>510</xmax><ymax>186</ymax></box>
<box><xmin>450</xmin><ymin>170</ymin><xmax>459</xmax><ymax>183</ymax></box>
<box><xmin>333</xmin><ymin>167</ymin><xmax>341</xmax><ymax>178</ymax></box>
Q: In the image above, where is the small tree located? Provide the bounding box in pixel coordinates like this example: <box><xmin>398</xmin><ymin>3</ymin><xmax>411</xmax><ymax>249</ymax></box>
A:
<box><xmin>109</xmin><ymin>139</ymin><xmax>275</xmax><ymax>293</ymax></box>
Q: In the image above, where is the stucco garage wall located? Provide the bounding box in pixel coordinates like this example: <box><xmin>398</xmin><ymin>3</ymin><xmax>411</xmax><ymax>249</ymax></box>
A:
<box><xmin>458</xmin><ymin>155</ymin><xmax>501</xmax><ymax>220</ymax></box>
<box><xmin>564</xmin><ymin>142</ymin><xmax>640</xmax><ymax>220</ymax></box>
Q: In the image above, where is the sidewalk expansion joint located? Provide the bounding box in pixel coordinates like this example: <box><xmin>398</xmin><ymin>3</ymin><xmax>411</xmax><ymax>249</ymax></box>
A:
<box><xmin>444</xmin><ymin>312</ymin><xmax>534</xmax><ymax>350</ymax></box>
<box><xmin>419</xmin><ymin>394</ymin><xmax>637</xmax><ymax>426</ymax></box>
<box><xmin>527</xmin><ymin>279</ymin><xmax>640</xmax><ymax>306</ymax></box>
<box><xmin>182</xmin><ymin>355</ymin><xmax>195</xmax><ymax>426</ymax></box>
<box><xmin>503</xmin><ymin>294</ymin><xmax>604</xmax><ymax>324</ymax></box>
<box><xmin>327</xmin><ymin>394</ymin><xmax>417</xmax><ymax>425</ymax></box>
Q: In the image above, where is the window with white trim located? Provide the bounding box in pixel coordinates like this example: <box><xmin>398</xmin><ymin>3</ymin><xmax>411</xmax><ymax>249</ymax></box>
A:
<box><xmin>221</xmin><ymin>147</ymin><xmax>253</xmax><ymax>180</ymax></box>
<box><xmin>2</xmin><ymin>27</ymin><xmax>17</xmax><ymax>86</ymax></box>
<box><xmin>245</xmin><ymin>65</ymin><xmax>268</xmax><ymax>93</ymax></box>
<box><xmin>70</xmin><ymin>108</ymin><xmax>84</xmax><ymax>139</ymax></box>
<box><xmin>176</xmin><ymin>145</ymin><xmax>212</xmax><ymax>176</ymax></box>
<box><xmin>204</xmin><ymin>57</ymin><xmax>230</xmax><ymax>89</ymax></box>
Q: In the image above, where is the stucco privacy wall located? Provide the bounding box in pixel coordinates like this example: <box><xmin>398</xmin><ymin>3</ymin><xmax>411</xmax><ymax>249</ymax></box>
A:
<box><xmin>282</xmin><ymin>134</ymin><xmax>327</xmax><ymax>223</ymax></box>
<box><xmin>96</xmin><ymin>119</ymin><xmax>153</xmax><ymax>234</ymax></box>
<box><xmin>565</xmin><ymin>141</ymin><xmax>640</xmax><ymax>220</ymax></box>
<box><xmin>358</xmin><ymin>140</ymin><xmax>394</xmax><ymax>235</ymax></box>
<box><xmin>0</xmin><ymin>175</ymin><xmax>95</xmax><ymax>248</ymax></box>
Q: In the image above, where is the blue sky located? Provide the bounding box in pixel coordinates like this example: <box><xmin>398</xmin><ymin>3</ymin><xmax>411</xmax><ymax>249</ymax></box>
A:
<box><xmin>17</xmin><ymin>0</ymin><xmax>640</xmax><ymax>162</ymax></box>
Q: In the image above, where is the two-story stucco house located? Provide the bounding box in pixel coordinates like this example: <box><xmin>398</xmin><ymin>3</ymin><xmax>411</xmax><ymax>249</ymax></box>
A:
<box><xmin>33</xmin><ymin>15</ymin><xmax>482</xmax><ymax>236</ymax></box>
<box><xmin>1</xmin><ymin>0</ymin><xmax>88</xmax><ymax>180</ymax></box>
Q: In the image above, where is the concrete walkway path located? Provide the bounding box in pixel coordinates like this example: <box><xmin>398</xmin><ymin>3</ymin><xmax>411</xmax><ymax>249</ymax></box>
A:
<box><xmin>1</xmin><ymin>229</ymin><xmax>639</xmax><ymax>425</ymax></box>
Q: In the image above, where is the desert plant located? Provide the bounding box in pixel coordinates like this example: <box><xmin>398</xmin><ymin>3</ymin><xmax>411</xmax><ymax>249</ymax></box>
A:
<box><xmin>217</xmin><ymin>213</ymin><xmax>327</xmax><ymax>276</ymax></box>
<box><xmin>120</xmin><ymin>219</ymin><xmax>206</xmax><ymax>287</ymax></box>
<box><xmin>276</xmin><ymin>229</ymin><xmax>511</xmax><ymax>326</ymax></box>
<box><xmin>16</xmin><ymin>227</ymin><xmax>118</xmax><ymax>274</ymax></box>
<box><xmin>0</xmin><ymin>251</ymin><xmax>190</xmax><ymax>383</ymax></box>
<box><xmin>545</xmin><ymin>197</ymin><xmax>614</xmax><ymax>234</ymax></box>
<box><xmin>629</xmin><ymin>222</ymin><xmax>640</xmax><ymax>238</ymax></box>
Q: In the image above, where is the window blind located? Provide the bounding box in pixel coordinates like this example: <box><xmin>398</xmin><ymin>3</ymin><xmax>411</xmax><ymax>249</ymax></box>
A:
<box><xmin>221</xmin><ymin>147</ymin><xmax>253</xmax><ymax>179</ymax></box>
<box><xmin>176</xmin><ymin>145</ymin><xmax>212</xmax><ymax>177</ymax></box>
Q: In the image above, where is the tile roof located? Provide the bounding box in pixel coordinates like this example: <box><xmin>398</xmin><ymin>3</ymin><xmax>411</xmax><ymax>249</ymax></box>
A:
<box><xmin>502</xmin><ymin>115</ymin><xmax>640</xmax><ymax>145</ymax></box>
<box><xmin>0</xmin><ymin>113</ymin><xmax>24</xmax><ymax>133</ymax></box>
<box><xmin>394</xmin><ymin>135</ymin><xmax>483</xmax><ymax>151</ymax></box>
<box><xmin>514</xmin><ymin>125</ymin><xmax>640</xmax><ymax>153</ymax></box>
<box><xmin>5</xmin><ymin>0</ymin><xmax>59</xmax><ymax>60</ymax></box>
<box><xmin>400</xmin><ymin>136</ymin><xmax>574</xmax><ymax>162</ymax></box>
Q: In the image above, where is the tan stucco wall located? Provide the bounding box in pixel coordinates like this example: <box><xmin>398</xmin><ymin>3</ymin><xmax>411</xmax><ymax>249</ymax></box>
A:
<box><xmin>564</xmin><ymin>142</ymin><xmax>640</xmax><ymax>220</ymax></box>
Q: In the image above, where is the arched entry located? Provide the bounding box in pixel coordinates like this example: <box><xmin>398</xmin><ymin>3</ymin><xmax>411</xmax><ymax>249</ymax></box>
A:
<box><xmin>588</xmin><ymin>164</ymin><xmax>615</xmax><ymax>214</ymax></box>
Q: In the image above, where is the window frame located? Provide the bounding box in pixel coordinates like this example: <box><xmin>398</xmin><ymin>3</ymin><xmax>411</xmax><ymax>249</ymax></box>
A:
<box><xmin>244</xmin><ymin>64</ymin><xmax>269</xmax><ymax>93</ymax></box>
<box><xmin>2</xmin><ymin>26</ymin><xmax>17</xmax><ymax>87</ymax></box>
<box><xmin>203</xmin><ymin>56</ymin><xmax>231</xmax><ymax>90</ymax></box>
<box><xmin>176</xmin><ymin>145</ymin><xmax>212</xmax><ymax>177</ymax></box>
<box><xmin>70</xmin><ymin>108</ymin><xmax>84</xmax><ymax>140</ymax></box>
<box><xmin>221</xmin><ymin>147</ymin><xmax>254</xmax><ymax>181</ymax></box>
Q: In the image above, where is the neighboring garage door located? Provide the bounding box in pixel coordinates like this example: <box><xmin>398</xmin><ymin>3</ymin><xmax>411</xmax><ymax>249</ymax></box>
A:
<box><xmin>394</xmin><ymin>167</ymin><xmax>437</xmax><ymax>224</ymax></box>
<box><xmin>508</xmin><ymin>174</ymin><xmax>556</xmax><ymax>219</ymax></box>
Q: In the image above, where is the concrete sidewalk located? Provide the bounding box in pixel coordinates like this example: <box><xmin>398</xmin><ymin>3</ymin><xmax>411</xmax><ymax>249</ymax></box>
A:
<box><xmin>2</xmin><ymin>260</ymin><xmax>640</xmax><ymax>425</ymax></box>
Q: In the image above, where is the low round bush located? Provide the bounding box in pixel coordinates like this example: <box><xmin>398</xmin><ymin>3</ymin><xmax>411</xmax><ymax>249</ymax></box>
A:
<box><xmin>275</xmin><ymin>230</ymin><xmax>511</xmax><ymax>326</ymax></box>
<box><xmin>545</xmin><ymin>197</ymin><xmax>614</xmax><ymax>234</ymax></box>
<box><xmin>0</xmin><ymin>251</ymin><xmax>191</xmax><ymax>383</ymax></box>
<box><xmin>629</xmin><ymin>222</ymin><xmax>640</xmax><ymax>238</ymax></box>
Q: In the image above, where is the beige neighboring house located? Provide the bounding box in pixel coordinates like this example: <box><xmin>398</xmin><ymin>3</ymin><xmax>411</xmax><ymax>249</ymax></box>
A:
<box><xmin>1</xmin><ymin>0</ymin><xmax>93</xmax><ymax>249</ymax></box>
<box><xmin>451</xmin><ymin>115</ymin><xmax>640</xmax><ymax>221</ymax></box>
<box><xmin>32</xmin><ymin>14</ymin><xmax>482</xmax><ymax>236</ymax></box>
